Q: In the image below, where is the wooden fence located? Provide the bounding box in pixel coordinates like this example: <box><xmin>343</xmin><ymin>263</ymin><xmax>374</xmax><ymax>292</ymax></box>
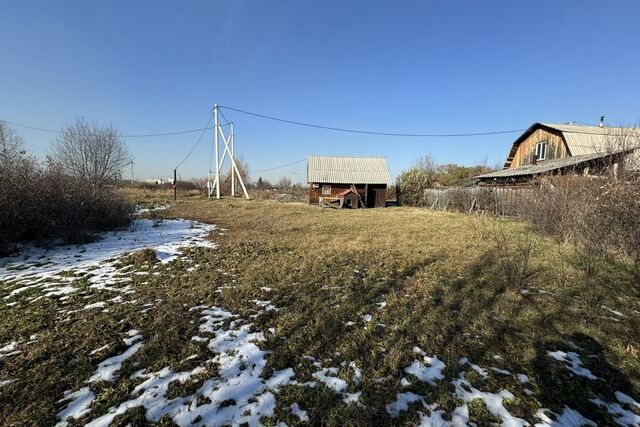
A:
<box><xmin>424</xmin><ymin>187</ymin><xmax>533</xmax><ymax>216</ymax></box>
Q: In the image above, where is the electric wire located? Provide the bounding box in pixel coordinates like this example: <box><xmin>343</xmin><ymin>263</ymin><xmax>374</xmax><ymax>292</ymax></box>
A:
<box><xmin>251</xmin><ymin>158</ymin><xmax>306</xmax><ymax>173</ymax></box>
<box><xmin>219</xmin><ymin>105</ymin><xmax>526</xmax><ymax>138</ymax></box>
<box><xmin>0</xmin><ymin>119</ymin><xmax>227</xmax><ymax>138</ymax></box>
<box><xmin>175</xmin><ymin>115</ymin><xmax>213</xmax><ymax>169</ymax></box>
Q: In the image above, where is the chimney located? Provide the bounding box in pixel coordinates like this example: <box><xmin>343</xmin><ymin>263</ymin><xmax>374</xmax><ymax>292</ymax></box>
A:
<box><xmin>599</xmin><ymin>116</ymin><xmax>605</xmax><ymax>127</ymax></box>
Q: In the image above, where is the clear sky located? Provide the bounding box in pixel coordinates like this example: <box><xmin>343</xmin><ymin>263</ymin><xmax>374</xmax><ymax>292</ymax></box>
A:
<box><xmin>1</xmin><ymin>1</ymin><xmax>639</xmax><ymax>182</ymax></box>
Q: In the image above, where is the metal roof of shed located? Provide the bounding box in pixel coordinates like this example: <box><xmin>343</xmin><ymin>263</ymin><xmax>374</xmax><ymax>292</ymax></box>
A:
<box><xmin>307</xmin><ymin>155</ymin><xmax>392</xmax><ymax>185</ymax></box>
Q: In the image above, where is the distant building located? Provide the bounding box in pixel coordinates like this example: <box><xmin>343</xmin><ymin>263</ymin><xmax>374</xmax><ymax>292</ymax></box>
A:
<box><xmin>307</xmin><ymin>155</ymin><xmax>391</xmax><ymax>208</ymax></box>
<box><xmin>144</xmin><ymin>178</ymin><xmax>166</xmax><ymax>185</ymax></box>
<box><xmin>476</xmin><ymin>122</ymin><xmax>640</xmax><ymax>185</ymax></box>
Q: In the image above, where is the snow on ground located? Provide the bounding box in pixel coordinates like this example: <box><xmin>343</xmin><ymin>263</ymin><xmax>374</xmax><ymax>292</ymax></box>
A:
<box><xmin>590</xmin><ymin>394</ymin><xmax>640</xmax><ymax>426</ymax></box>
<box><xmin>535</xmin><ymin>406</ymin><xmax>596</xmax><ymax>426</ymax></box>
<box><xmin>404</xmin><ymin>346</ymin><xmax>445</xmax><ymax>386</ymax></box>
<box><xmin>0</xmin><ymin>219</ymin><xmax>216</xmax><ymax>304</ymax></box>
<box><xmin>57</xmin><ymin>331</ymin><xmax>146</xmax><ymax>426</ymax></box>
<box><xmin>72</xmin><ymin>305</ymin><xmax>299</xmax><ymax>426</ymax></box>
<box><xmin>289</xmin><ymin>403</ymin><xmax>309</xmax><ymax>422</ymax></box>
<box><xmin>547</xmin><ymin>350</ymin><xmax>599</xmax><ymax>380</ymax></box>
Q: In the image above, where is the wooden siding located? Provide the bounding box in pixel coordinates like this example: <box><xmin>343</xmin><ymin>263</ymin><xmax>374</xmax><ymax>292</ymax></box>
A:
<box><xmin>308</xmin><ymin>183</ymin><xmax>387</xmax><ymax>207</ymax></box>
<box><xmin>509</xmin><ymin>128</ymin><xmax>568</xmax><ymax>168</ymax></box>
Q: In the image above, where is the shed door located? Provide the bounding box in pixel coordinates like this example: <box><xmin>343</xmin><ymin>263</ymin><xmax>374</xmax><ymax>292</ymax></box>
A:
<box><xmin>374</xmin><ymin>189</ymin><xmax>386</xmax><ymax>208</ymax></box>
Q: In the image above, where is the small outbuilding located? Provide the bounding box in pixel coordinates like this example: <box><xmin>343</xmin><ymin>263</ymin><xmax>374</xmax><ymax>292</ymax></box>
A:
<box><xmin>307</xmin><ymin>155</ymin><xmax>392</xmax><ymax>208</ymax></box>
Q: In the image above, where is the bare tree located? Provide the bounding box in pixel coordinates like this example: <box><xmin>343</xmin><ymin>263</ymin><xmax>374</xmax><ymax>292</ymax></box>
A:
<box><xmin>276</xmin><ymin>176</ymin><xmax>293</xmax><ymax>188</ymax></box>
<box><xmin>52</xmin><ymin>119</ymin><xmax>130</xmax><ymax>185</ymax></box>
<box><xmin>0</xmin><ymin>120</ymin><xmax>25</xmax><ymax>167</ymax></box>
<box><xmin>221</xmin><ymin>158</ymin><xmax>250</xmax><ymax>195</ymax></box>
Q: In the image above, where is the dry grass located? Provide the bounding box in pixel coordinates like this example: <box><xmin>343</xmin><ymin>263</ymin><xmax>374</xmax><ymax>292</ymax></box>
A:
<box><xmin>1</xmin><ymin>192</ymin><xmax>639</xmax><ymax>425</ymax></box>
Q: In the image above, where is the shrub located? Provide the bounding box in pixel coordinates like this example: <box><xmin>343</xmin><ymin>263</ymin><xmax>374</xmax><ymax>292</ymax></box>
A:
<box><xmin>396</xmin><ymin>167</ymin><xmax>431</xmax><ymax>207</ymax></box>
<box><xmin>516</xmin><ymin>175</ymin><xmax>640</xmax><ymax>284</ymax></box>
<box><xmin>488</xmin><ymin>221</ymin><xmax>537</xmax><ymax>291</ymax></box>
<box><xmin>0</xmin><ymin>121</ymin><xmax>133</xmax><ymax>252</ymax></box>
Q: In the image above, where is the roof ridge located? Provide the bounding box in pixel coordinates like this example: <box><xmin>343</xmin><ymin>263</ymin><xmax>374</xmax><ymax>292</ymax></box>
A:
<box><xmin>308</xmin><ymin>154</ymin><xmax>386</xmax><ymax>159</ymax></box>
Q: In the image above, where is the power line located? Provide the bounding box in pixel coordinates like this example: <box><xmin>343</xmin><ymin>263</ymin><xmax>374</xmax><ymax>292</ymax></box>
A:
<box><xmin>251</xmin><ymin>158</ymin><xmax>306</xmax><ymax>173</ymax></box>
<box><xmin>218</xmin><ymin>108</ymin><xmax>231</xmax><ymax>125</ymax></box>
<box><xmin>219</xmin><ymin>105</ymin><xmax>527</xmax><ymax>138</ymax></box>
<box><xmin>175</xmin><ymin>115</ymin><xmax>213</xmax><ymax>169</ymax></box>
<box><xmin>0</xmin><ymin>119</ymin><xmax>227</xmax><ymax>138</ymax></box>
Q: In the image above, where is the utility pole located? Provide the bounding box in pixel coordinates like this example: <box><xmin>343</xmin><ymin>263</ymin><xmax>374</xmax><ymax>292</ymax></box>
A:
<box><xmin>130</xmin><ymin>160</ymin><xmax>134</xmax><ymax>185</ymax></box>
<box><xmin>214</xmin><ymin>104</ymin><xmax>221</xmax><ymax>199</ymax></box>
<box><xmin>173</xmin><ymin>168</ymin><xmax>177</xmax><ymax>201</ymax></box>
<box><xmin>209</xmin><ymin>104</ymin><xmax>250</xmax><ymax>200</ymax></box>
<box><xmin>230</xmin><ymin>122</ymin><xmax>235</xmax><ymax>197</ymax></box>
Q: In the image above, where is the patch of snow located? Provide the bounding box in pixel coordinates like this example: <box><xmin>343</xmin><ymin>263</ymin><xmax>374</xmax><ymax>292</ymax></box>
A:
<box><xmin>417</xmin><ymin>404</ymin><xmax>452</xmax><ymax>426</ymax></box>
<box><xmin>404</xmin><ymin>347</ymin><xmax>446</xmax><ymax>386</ymax></box>
<box><xmin>517</xmin><ymin>373</ymin><xmax>530</xmax><ymax>383</ymax></box>
<box><xmin>88</xmin><ymin>342</ymin><xmax>143</xmax><ymax>383</ymax></box>
<box><xmin>343</xmin><ymin>391</ymin><xmax>361</xmax><ymax>404</ymax></box>
<box><xmin>615</xmin><ymin>391</ymin><xmax>640</xmax><ymax>409</ymax></box>
<box><xmin>349</xmin><ymin>362</ymin><xmax>362</xmax><ymax>385</ymax></box>
<box><xmin>83</xmin><ymin>301</ymin><xmax>106</xmax><ymax>310</ymax></box>
<box><xmin>0</xmin><ymin>341</ymin><xmax>17</xmax><ymax>353</ymax></box>
<box><xmin>492</xmin><ymin>367</ymin><xmax>512</xmax><ymax>376</ymax></box>
<box><xmin>386</xmin><ymin>392</ymin><xmax>424</xmax><ymax>417</ymax></box>
<box><xmin>78</xmin><ymin>306</ymin><xmax>298</xmax><ymax>426</ymax></box>
<box><xmin>591</xmin><ymin>396</ymin><xmax>640</xmax><ymax>426</ymax></box>
<box><xmin>312</xmin><ymin>367</ymin><xmax>348</xmax><ymax>393</ymax></box>
<box><xmin>548</xmin><ymin>351</ymin><xmax>599</xmax><ymax>380</ymax></box>
<box><xmin>56</xmin><ymin>387</ymin><xmax>96</xmax><ymax>427</ymax></box>
<box><xmin>453</xmin><ymin>373</ymin><xmax>526</xmax><ymax>427</ymax></box>
<box><xmin>89</xmin><ymin>344</ymin><xmax>110</xmax><ymax>356</ymax></box>
<box><xmin>362</xmin><ymin>314</ymin><xmax>372</xmax><ymax>322</ymax></box>
<box><xmin>290</xmin><ymin>403</ymin><xmax>309</xmax><ymax>422</ymax></box>
<box><xmin>535</xmin><ymin>406</ymin><xmax>596</xmax><ymax>426</ymax></box>
<box><xmin>1</xmin><ymin>219</ymin><xmax>216</xmax><ymax>302</ymax></box>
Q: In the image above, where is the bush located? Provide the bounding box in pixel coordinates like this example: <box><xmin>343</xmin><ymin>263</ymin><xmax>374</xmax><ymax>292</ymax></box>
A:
<box><xmin>0</xmin><ymin>122</ymin><xmax>133</xmax><ymax>251</ymax></box>
<box><xmin>396</xmin><ymin>167</ymin><xmax>430</xmax><ymax>207</ymax></box>
<box><xmin>516</xmin><ymin>175</ymin><xmax>640</xmax><ymax>283</ymax></box>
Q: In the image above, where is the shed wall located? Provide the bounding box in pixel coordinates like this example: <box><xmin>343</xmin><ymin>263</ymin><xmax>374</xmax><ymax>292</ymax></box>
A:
<box><xmin>308</xmin><ymin>183</ymin><xmax>387</xmax><ymax>207</ymax></box>
<box><xmin>510</xmin><ymin>128</ymin><xmax>568</xmax><ymax>168</ymax></box>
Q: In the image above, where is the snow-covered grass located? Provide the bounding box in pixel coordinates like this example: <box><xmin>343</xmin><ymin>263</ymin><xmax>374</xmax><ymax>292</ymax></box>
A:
<box><xmin>2</xmin><ymin>198</ymin><xmax>640</xmax><ymax>426</ymax></box>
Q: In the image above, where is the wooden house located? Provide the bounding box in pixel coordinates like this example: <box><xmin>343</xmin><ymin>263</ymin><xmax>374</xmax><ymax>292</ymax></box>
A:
<box><xmin>476</xmin><ymin>122</ymin><xmax>640</xmax><ymax>185</ymax></box>
<box><xmin>307</xmin><ymin>155</ymin><xmax>392</xmax><ymax>208</ymax></box>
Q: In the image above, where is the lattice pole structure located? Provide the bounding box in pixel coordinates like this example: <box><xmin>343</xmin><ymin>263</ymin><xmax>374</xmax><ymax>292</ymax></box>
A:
<box><xmin>208</xmin><ymin>104</ymin><xmax>250</xmax><ymax>200</ymax></box>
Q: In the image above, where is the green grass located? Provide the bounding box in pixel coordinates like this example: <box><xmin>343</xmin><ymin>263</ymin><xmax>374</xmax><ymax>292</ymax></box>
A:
<box><xmin>1</xmin><ymin>194</ymin><xmax>639</xmax><ymax>426</ymax></box>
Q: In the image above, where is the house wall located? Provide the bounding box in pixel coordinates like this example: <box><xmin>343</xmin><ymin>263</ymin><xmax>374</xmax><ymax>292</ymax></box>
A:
<box><xmin>308</xmin><ymin>183</ymin><xmax>387</xmax><ymax>207</ymax></box>
<box><xmin>510</xmin><ymin>128</ymin><xmax>568</xmax><ymax>168</ymax></box>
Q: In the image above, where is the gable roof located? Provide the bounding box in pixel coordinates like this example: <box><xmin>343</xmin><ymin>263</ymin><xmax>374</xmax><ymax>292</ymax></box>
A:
<box><xmin>504</xmin><ymin>122</ymin><xmax>640</xmax><ymax>168</ymax></box>
<box><xmin>307</xmin><ymin>155</ymin><xmax>391</xmax><ymax>185</ymax></box>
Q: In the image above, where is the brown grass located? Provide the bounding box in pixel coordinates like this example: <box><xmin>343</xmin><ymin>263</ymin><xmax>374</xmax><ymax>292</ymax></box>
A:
<box><xmin>1</xmin><ymin>192</ymin><xmax>639</xmax><ymax>425</ymax></box>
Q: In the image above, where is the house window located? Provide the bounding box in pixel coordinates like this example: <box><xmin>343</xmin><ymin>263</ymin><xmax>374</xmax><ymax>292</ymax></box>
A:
<box><xmin>312</xmin><ymin>183</ymin><xmax>320</xmax><ymax>188</ymax></box>
<box><xmin>535</xmin><ymin>141</ymin><xmax>548</xmax><ymax>161</ymax></box>
<box><xmin>322</xmin><ymin>185</ymin><xmax>331</xmax><ymax>195</ymax></box>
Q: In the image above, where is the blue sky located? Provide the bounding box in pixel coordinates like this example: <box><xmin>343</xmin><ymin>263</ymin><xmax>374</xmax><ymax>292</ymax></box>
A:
<box><xmin>1</xmin><ymin>1</ymin><xmax>639</xmax><ymax>182</ymax></box>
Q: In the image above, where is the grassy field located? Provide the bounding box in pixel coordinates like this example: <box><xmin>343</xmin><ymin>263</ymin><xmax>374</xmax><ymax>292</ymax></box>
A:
<box><xmin>1</xmin><ymin>191</ymin><xmax>639</xmax><ymax>426</ymax></box>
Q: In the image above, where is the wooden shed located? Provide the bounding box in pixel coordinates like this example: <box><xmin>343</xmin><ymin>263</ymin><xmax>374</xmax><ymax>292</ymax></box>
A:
<box><xmin>307</xmin><ymin>155</ymin><xmax>392</xmax><ymax>208</ymax></box>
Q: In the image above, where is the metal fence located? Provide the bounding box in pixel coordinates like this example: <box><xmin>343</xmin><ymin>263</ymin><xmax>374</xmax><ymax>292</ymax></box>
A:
<box><xmin>424</xmin><ymin>187</ymin><xmax>533</xmax><ymax>216</ymax></box>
